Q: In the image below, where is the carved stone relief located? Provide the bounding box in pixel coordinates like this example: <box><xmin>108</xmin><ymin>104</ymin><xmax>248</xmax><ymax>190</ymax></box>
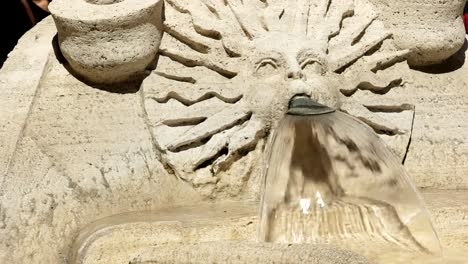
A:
<box><xmin>0</xmin><ymin>0</ymin><xmax>467</xmax><ymax>263</ymax></box>
<box><xmin>142</xmin><ymin>0</ymin><xmax>415</xmax><ymax>195</ymax></box>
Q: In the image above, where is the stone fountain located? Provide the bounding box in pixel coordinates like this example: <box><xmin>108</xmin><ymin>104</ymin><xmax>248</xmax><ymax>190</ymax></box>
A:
<box><xmin>0</xmin><ymin>0</ymin><xmax>467</xmax><ymax>263</ymax></box>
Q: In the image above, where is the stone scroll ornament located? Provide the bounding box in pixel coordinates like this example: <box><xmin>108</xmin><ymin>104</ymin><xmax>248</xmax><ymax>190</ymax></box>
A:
<box><xmin>142</xmin><ymin>0</ymin><xmax>415</xmax><ymax>195</ymax></box>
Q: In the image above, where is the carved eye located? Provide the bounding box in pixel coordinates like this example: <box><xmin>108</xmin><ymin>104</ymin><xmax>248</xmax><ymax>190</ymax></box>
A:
<box><xmin>301</xmin><ymin>59</ymin><xmax>325</xmax><ymax>76</ymax></box>
<box><xmin>255</xmin><ymin>58</ymin><xmax>279</xmax><ymax>77</ymax></box>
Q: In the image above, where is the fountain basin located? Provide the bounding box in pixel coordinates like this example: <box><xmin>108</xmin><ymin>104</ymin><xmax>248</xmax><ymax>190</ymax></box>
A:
<box><xmin>69</xmin><ymin>196</ymin><xmax>468</xmax><ymax>264</ymax></box>
<box><xmin>71</xmin><ymin>203</ymin><xmax>257</xmax><ymax>263</ymax></box>
<box><xmin>71</xmin><ymin>202</ymin><xmax>371</xmax><ymax>264</ymax></box>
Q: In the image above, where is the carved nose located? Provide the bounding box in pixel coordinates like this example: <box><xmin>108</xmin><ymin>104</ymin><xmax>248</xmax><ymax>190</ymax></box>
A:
<box><xmin>287</xmin><ymin>71</ymin><xmax>304</xmax><ymax>80</ymax></box>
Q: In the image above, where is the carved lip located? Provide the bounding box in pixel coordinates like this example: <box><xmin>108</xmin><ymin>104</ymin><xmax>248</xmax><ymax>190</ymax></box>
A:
<box><xmin>287</xmin><ymin>95</ymin><xmax>335</xmax><ymax>116</ymax></box>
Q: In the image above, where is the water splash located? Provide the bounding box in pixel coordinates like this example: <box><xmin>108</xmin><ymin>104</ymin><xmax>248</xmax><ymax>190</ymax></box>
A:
<box><xmin>258</xmin><ymin>103</ymin><xmax>441</xmax><ymax>255</ymax></box>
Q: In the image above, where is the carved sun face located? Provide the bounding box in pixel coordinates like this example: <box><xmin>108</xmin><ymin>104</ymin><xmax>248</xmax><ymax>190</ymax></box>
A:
<box><xmin>142</xmin><ymin>0</ymin><xmax>415</xmax><ymax>197</ymax></box>
<box><xmin>244</xmin><ymin>32</ymin><xmax>340</xmax><ymax>126</ymax></box>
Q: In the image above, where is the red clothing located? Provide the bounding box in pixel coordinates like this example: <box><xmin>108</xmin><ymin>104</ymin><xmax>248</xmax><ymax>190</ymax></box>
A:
<box><xmin>464</xmin><ymin>14</ymin><xmax>468</xmax><ymax>33</ymax></box>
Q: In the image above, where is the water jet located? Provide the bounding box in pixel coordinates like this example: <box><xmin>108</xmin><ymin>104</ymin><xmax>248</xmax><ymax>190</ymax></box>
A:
<box><xmin>259</xmin><ymin>96</ymin><xmax>442</xmax><ymax>256</ymax></box>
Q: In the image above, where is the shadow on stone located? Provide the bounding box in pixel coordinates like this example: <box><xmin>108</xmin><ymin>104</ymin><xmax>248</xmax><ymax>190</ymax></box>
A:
<box><xmin>52</xmin><ymin>34</ymin><xmax>159</xmax><ymax>94</ymax></box>
<box><xmin>411</xmin><ymin>39</ymin><xmax>467</xmax><ymax>74</ymax></box>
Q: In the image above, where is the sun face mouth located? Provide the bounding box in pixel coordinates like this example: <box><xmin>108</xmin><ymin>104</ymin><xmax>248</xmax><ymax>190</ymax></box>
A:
<box><xmin>287</xmin><ymin>95</ymin><xmax>336</xmax><ymax>116</ymax></box>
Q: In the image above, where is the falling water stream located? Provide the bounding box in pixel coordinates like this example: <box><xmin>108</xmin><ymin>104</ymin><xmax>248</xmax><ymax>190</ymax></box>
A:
<box><xmin>259</xmin><ymin>96</ymin><xmax>441</xmax><ymax>258</ymax></box>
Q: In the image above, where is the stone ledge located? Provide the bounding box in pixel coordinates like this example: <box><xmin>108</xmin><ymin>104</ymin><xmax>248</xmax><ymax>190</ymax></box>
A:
<box><xmin>72</xmin><ymin>190</ymin><xmax>468</xmax><ymax>264</ymax></box>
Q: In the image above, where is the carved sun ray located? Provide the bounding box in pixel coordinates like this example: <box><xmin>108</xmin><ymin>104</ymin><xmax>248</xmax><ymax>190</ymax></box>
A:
<box><xmin>142</xmin><ymin>0</ymin><xmax>415</xmax><ymax>195</ymax></box>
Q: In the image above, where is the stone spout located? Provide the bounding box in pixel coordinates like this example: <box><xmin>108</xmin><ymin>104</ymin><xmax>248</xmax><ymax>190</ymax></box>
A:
<box><xmin>287</xmin><ymin>95</ymin><xmax>336</xmax><ymax>116</ymax></box>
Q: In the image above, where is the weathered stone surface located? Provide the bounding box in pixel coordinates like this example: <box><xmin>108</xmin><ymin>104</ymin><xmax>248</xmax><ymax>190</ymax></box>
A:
<box><xmin>71</xmin><ymin>203</ymin><xmax>258</xmax><ymax>263</ymax></box>
<box><xmin>0</xmin><ymin>17</ymin><xmax>202</xmax><ymax>264</ymax></box>
<box><xmin>0</xmin><ymin>18</ymin><xmax>56</xmax><ymax>185</ymax></box>
<box><xmin>0</xmin><ymin>0</ymin><xmax>467</xmax><ymax>263</ymax></box>
<box><xmin>370</xmin><ymin>0</ymin><xmax>466</xmax><ymax>66</ymax></box>
<box><xmin>49</xmin><ymin>0</ymin><xmax>164</xmax><ymax>84</ymax></box>
<box><xmin>69</xmin><ymin>192</ymin><xmax>468</xmax><ymax>264</ymax></box>
<box><xmin>424</xmin><ymin>190</ymin><xmax>468</xmax><ymax>251</ymax></box>
<box><xmin>133</xmin><ymin>242</ymin><xmax>372</xmax><ymax>264</ymax></box>
<box><xmin>393</xmin><ymin>47</ymin><xmax>468</xmax><ymax>189</ymax></box>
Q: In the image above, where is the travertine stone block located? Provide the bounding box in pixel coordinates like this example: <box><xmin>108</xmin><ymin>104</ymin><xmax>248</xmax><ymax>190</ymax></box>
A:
<box><xmin>370</xmin><ymin>0</ymin><xmax>466</xmax><ymax>66</ymax></box>
<box><xmin>49</xmin><ymin>0</ymin><xmax>164</xmax><ymax>83</ymax></box>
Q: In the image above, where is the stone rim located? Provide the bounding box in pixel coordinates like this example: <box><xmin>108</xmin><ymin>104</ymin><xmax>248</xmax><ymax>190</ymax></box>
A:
<box><xmin>49</xmin><ymin>0</ymin><xmax>162</xmax><ymax>21</ymax></box>
<box><xmin>84</xmin><ymin>0</ymin><xmax>126</xmax><ymax>5</ymax></box>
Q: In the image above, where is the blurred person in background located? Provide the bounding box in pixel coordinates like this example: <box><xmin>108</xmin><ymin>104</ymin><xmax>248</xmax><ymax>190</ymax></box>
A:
<box><xmin>464</xmin><ymin>1</ymin><xmax>468</xmax><ymax>33</ymax></box>
<box><xmin>0</xmin><ymin>0</ymin><xmax>50</xmax><ymax>68</ymax></box>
